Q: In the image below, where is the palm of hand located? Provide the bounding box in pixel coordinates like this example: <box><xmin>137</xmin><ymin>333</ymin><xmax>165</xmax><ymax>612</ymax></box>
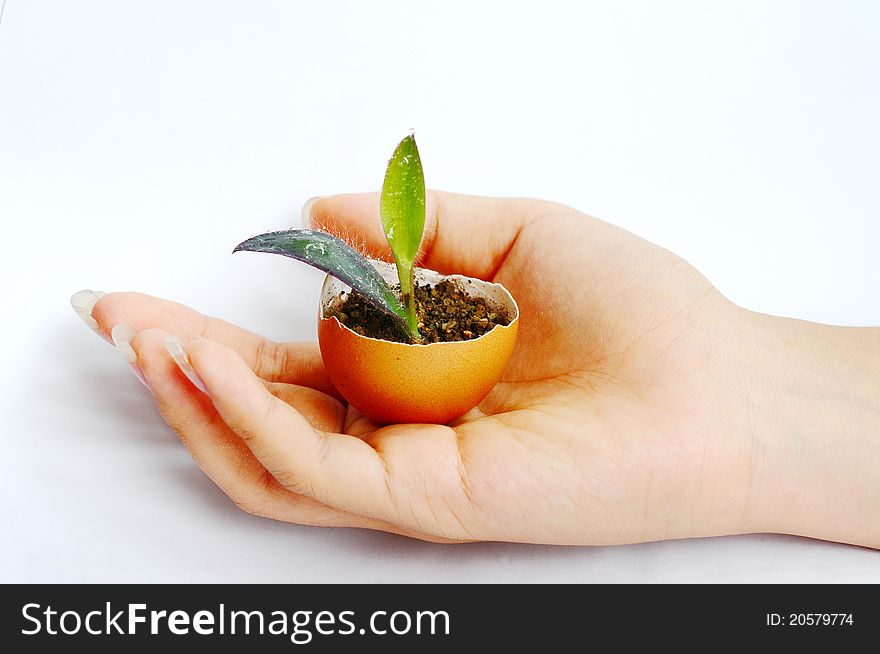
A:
<box><xmin>93</xmin><ymin>194</ymin><xmax>751</xmax><ymax>544</ymax></box>
<box><xmin>372</xmin><ymin>208</ymin><xmax>746</xmax><ymax>543</ymax></box>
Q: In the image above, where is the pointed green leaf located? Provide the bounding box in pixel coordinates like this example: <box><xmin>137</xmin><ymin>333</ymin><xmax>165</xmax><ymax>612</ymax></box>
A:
<box><xmin>233</xmin><ymin>229</ymin><xmax>414</xmax><ymax>336</ymax></box>
<box><xmin>380</xmin><ymin>134</ymin><xmax>426</xmax><ymax>269</ymax></box>
<box><xmin>380</xmin><ymin>133</ymin><xmax>426</xmax><ymax>337</ymax></box>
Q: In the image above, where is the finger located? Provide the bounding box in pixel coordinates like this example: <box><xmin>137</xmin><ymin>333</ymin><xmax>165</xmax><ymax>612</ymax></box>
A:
<box><xmin>184</xmin><ymin>337</ymin><xmax>397</xmax><ymax>520</ymax></box>
<box><xmin>92</xmin><ymin>292</ymin><xmax>339</xmax><ymax>397</ymax></box>
<box><xmin>267</xmin><ymin>382</ymin><xmax>345</xmax><ymax>434</ymax></box>
<box><xmin>128</xmin><ymin>327</ymin><xmax>383</xmax><ymax>531</ymax></box>
<box><xmin>341</xmin><ymin>405</ymin><xmax>384</xmax><ymax>438</ymax></box>
<box><xmin>308</xmin><ymin>190</ymin><xmax>545</xmax><ymax>280</ymax></box>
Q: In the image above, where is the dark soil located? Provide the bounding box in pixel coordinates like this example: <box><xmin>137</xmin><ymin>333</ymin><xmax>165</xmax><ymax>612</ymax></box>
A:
<box><xmin>326</xmin><ymin>279</ymin><xmax>511</xmax><ymax>344</ymax></box>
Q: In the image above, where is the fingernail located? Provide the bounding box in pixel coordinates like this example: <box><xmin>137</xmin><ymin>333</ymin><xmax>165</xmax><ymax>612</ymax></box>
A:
<box><xmin>164</xmin><ymin>335</ymin><xmax>209</xmax><ymax>395</ymax></box>
<box><xmin>301</xmin><ymin>195</ymin><xmax>325</xmax><ymax>227</ymax></box>
<box><xmin>70</xmin><ymin>290</ymin><xmax>111</xmax><ymax>343</ymax></box>
<box><xmin>111</xmin><ymin>323</ymin><xmax>149</xmax><ymax>389</ymax></box>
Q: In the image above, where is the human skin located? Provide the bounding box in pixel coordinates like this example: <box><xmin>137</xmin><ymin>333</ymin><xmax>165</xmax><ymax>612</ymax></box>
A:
<box><xmin>77</xmin><ymin>192</ymin><xmax>880</xmax><ymax>547</ymax></box>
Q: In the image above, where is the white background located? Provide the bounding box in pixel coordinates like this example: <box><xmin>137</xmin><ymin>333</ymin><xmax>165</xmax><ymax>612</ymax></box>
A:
<box><xmin>1</xmin><ymin>0</ymin><xmax>878</xmax><ymax>582</ymax></box>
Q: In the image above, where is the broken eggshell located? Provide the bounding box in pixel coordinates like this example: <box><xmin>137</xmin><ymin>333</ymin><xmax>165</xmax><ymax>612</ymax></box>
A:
<box><xmin>318</xmin><ymin>260</ymin><xmax>519</xmax><ymax>424</ymax></box>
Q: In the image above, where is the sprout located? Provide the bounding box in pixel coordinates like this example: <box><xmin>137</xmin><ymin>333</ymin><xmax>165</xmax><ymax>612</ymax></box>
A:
<box><xmin>380</xmin><ymin>134</ymin><xmax>426</xmax><ymax>339</ymax></box>
<box><xmin>233</xmin><ymin>134</ymin><xmax>428</xmax><ymax>343</ymax></box>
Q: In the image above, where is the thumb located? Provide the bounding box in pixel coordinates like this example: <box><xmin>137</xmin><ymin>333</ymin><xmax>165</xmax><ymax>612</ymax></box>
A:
<box><xmin>305</xmin><ymin>190</ymin><xmax>543</xmax><ymax>280</ymax></box>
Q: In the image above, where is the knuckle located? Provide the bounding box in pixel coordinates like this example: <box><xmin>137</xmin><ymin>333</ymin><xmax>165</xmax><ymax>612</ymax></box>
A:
<box><xmin>254</xmin><ymin>339</ymin><xmax>287</xmax><ymax>380</ymax></box>
<box><xmin>272</xmin><ymin>469</ymin><xmax>313</xmax><ymax>497</ymax></box>
<box><xmin>256</xmin><ymin>453</ymin><xmax>315</xmax><ymax>498</ymax></box>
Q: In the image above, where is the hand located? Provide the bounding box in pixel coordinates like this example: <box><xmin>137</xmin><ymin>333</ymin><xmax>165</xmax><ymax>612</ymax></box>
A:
<box><xmin>79</xmin><ymin>192</ymin><xmax>880</xmax><ymax>546</ymax></box>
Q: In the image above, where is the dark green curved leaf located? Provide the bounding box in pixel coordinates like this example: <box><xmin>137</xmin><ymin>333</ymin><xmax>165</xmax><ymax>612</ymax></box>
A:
<box><xmin>233</xmin><ymin>229</ymin><xmax>415</xmax><ymax>337</ymax></box>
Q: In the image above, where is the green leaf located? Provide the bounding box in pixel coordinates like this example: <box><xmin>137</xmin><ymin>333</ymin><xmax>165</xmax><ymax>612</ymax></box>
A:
<box><xmin>380</xmin><ymin>134</ymin><xmax>426</xmax><ymax>336</ymax></box>
<box><xmin>380</xmin><ymin>134</ymin><xmax>426</xmax><ymax>270</ymax></box>
<box><xmin>233</xmin><ymin>229</ymin><xmax>415</xmax><ymax>337</ymax></box>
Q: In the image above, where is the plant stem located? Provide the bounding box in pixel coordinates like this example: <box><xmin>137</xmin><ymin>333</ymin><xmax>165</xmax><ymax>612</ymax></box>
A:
<box><xmin>396</xmin><ymin>261</ymin><xmax>421</xmax><ymax>342</ymax></box>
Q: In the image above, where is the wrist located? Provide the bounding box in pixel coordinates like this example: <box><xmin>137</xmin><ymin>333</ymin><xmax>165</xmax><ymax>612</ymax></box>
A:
<box><xmin>736</xmin><ymin>311</ymin><xmax>880</xmax><ymax>547</ymax></box>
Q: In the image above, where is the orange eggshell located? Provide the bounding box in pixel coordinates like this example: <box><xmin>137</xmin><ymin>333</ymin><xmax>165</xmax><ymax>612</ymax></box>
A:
<box><xmin>317</xmin><ymin>261</ymin><xmax>519</xmax><ymax>424</ymax></box>
<box><xmin>318</xmin><ymin>314</ymin><xmax>518</xmax><ymax>424</ymax></box>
